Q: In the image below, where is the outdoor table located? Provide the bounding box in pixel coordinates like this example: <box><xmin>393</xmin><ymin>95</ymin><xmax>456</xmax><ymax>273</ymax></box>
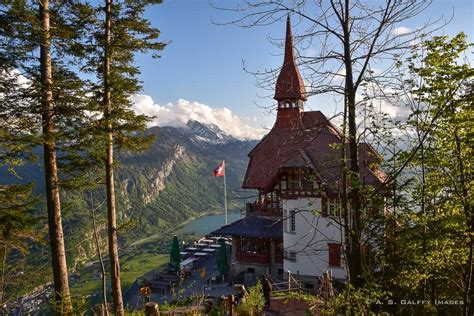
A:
<box><xmin>180</xmin><ymin>251</ymin><xmax>189</xmax><ymax>256</ymax></box>
<box><xmin>195</xmin><ymin>243</ymin><xmax>207</xmax><ymax>247</ymax></box>
<box><xmin>201</xmin><ymin>239</ymin><xmax>214</xmax><ymax>243</ymax></box>
<box><xmin>194</xmin><ymin>252</ymin><xmax>208</xmax><ymax>256</ymax></box>
<box><xmin>209</xmin><ymin>244</ymin><xmax>221</xmax><ymax>248</ymax></box>
<box><xmin>186</xmin><ymin>247</ymin><xmax>198</xmax><ymax>251</ymax></box>
<box><xmin>181</xmin><ymin>257</ymin><xmax>196</xmax><ymax>265</ymax></box>
<box><xmin>202</xmin><ymin>248</ymin><xmax>216</xmax><ymax>252</ymax></box>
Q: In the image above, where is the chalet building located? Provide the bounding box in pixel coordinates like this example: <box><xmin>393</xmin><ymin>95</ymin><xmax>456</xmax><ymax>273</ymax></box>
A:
<box><xmin>213</xmin><ymin>16</ymin><xmax>386</xmax><ymax>284</ymax></box>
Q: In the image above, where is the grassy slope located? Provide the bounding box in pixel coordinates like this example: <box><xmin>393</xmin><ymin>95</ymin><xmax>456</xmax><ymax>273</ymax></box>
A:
<box><xmin>70</xmin><ymin>252</ymin><xmax>169</xmax><ymax>299</ymax></box>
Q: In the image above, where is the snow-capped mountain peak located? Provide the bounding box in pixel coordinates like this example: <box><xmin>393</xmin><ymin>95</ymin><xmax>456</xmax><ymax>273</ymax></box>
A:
<box><xmin>185</xmin><ymin>120</ymin><xmax>237</xmax><ymax>144</ymax></box>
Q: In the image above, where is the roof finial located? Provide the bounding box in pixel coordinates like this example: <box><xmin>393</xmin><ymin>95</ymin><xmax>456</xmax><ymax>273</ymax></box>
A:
<box><xmin>274</xmin><ymin>14</ymin><xmax>307</xmax><ymax>102</ymax></box>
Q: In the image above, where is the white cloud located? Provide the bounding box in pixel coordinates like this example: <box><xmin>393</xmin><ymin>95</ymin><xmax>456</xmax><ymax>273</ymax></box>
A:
<box><xmin>392</xmin><ymin>26</ymin><xmax>412</xmax><ymax>36</ymax></box>
<box><xmin>362</xmin><ymin>82</ymin><xmax>412</xmax><ymax>121</ymax></box>
<box><xmin>130</xmin><ymin>95</ymin><xmax>266</xmax><ymax>140</ymax></box>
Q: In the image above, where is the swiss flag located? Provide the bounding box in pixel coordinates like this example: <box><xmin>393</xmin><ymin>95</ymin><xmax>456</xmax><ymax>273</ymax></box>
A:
<box><xmin>213</xmin><ymin>161</ymin><xmax>225</xmax><ymax>177</ymax></box>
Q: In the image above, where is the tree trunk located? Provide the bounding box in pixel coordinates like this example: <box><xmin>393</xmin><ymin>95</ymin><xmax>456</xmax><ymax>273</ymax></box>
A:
<box><xmin>342</xmin><ymin>0</ymin><xmax>364</xmax><ymax>287</ymax></box>
<box><xmin>39</xmin><ymin>0</ymin><xmax>72</xmax><ymax>313</ymax></box>
<box><xmin>0</xmin><ymin>243</ymin><xmax>8</xmax><ymax>304</ymax></box>
<box><xmin>453</xmin><ymin>129</ymin><xmax>473</xmax><ymax>316</ymax></box>
<box><xmin>341</xmin><ymin>91</ymin><xmax>351</xmax><ymax>286</ymax></box>
<box><xmin>104</xmin><ymin>0</ymin><xmax>124</xmax><ymax>314</ymax></box>
<box><xmin>347</xmin><ymin>90</ymin><xmax>363</xmax><ymax>288</ymax></box>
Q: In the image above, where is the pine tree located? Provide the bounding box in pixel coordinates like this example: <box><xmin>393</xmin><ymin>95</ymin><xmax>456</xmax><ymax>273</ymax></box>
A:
<box><xmin>1</xmin><ymin>1</ymin><xmax>94</xmax><ymax>312</ymax></box>
<box><xmin>81</xmin><ymin>1</ymin><xmax>166</xmax><ymax>313</ymax></box>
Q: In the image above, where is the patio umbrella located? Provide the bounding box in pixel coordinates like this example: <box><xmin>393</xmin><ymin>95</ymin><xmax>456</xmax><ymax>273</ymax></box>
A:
<box><xmin>170</xmin><ymin>236</ymin><xmax>181</xmax><ymax>272</ymax></box>
<box><xmin>218</xmin><ymin>239</ymin><xmax>228</xmax><ymax>275</ymax></box>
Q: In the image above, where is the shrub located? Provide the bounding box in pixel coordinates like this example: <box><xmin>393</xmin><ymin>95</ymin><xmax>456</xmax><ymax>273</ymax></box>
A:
<box><xmin>235</xmin><ymin>282</ymin><xmax>265</xmax><ymax>316</ymax></box>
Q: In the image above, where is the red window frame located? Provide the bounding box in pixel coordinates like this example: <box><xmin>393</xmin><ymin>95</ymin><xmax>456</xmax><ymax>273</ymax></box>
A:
<box><xmin>328</xmin><ymin>243</ymin><xmax>342</xmax><ymax>267</ymax></box>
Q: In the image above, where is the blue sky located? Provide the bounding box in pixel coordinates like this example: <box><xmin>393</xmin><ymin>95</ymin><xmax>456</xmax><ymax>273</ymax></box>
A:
<box><xmin>132</xmin><ymin>0</ymin><xmax>473</xmax><ymax>138</ymax></box>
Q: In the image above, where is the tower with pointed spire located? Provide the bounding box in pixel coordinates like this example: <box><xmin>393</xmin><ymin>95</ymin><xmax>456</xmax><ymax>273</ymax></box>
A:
<box><xmin>274</xmin><ymin>16</ymin><xmax>307</xmax><ymax>129</ymax></box>
<box><xmin>212</xmin><ymin>16</ymin><xmax>387</xmax><ymax>286</ymax></box>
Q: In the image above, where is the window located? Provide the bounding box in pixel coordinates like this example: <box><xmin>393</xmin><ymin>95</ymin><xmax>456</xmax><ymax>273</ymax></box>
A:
<box><xmin>278</xmin><ymin>100</ymin><xmax>294</xmax><ymax>109</ymax></box>
<box><xmin>240</xmin><ymin>237</ymin><xmax>268</xmax><ymax>254</ymax></box>
<box><xmin>287</xmin><ymin>171</ymin><xmax>300</xmax><ymax>190</ymax></box>
<box><xmin>328</xmin><ymin>198</ymin><xmax>340</xmax><ymax>217</ymax></box>
<box><xmin>328</xmin><ymin>243</ymin><xmax>342</xmax><ymax>267</ymax></box>
<box><xmin>240</xmin><ymin>237</ymin><xmax>257</xmax><ymax>253</ymax></box>
<box><xmin>287</xmin><ymin>169</ymin><xmax>313</xmax><ymax>191</ymax></box>
<box><xmin>289</xmin><ymin>210</ymin><xmax>296</xmax><ymax>232</ymax></box>
<box><xmin>284</xmin><ymin>250</ymin><xmax>296</xmax><ymax>261</ymax></box>
<box><xmin>263</xmin><ymin>191</ymin><xmax>279</xmax><ymax>211</ymax></box>
<box><xmin>321</xmin><ymin>197</ymin><xmax>340</xmax><ymax>217</ymax></box>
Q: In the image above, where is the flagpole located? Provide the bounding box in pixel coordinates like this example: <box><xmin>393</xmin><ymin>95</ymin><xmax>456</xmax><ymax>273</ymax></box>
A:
<box><xmin>224</xmin><ymin>160</ymin><xmax>227</xmax><ymax>225</ymax></box>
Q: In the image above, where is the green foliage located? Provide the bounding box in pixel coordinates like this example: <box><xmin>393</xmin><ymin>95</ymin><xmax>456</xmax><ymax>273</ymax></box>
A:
<box><xmin>235</xmin><ymin>282</ymin><xmax>265</xmax><ymax>316</ymax></box>
<box><xmin>48</xmin><ymin>293</ymin><xmax>89</xmax><ymax>316</ymax></box>
<box><xmin>69</xmin><ymin>252</ymin><xmax>168</xmax><ymax>301</ymax></box>
<box><xmin>0</xmin><ymin>183</ymin><xmax>39</xmax><ymax>303</ymax></box>
<box><xmin>170</xmin><ymin>236</ymin><xmax>181</xmax><ymax>272</ymax></box>
<box><xmin>332</xmin><ymin>284</ymin><xmax>390</xmax><ymax>315</ymax></box>
<box><xmin>380</xmin><ymin>33</ymin><xmax>473</xmax><ymax>315</ymax></box>
<box><xmin>78</xmin><ymin>0</ymin><xmax>166</xmax><ymax>158</ymax></box>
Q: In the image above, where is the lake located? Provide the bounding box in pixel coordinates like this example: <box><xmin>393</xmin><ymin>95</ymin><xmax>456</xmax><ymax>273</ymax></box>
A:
<box><xmin>182</xmin><ymin>213</ymin><xmax>243</xmax><ymax>236</ymax></box>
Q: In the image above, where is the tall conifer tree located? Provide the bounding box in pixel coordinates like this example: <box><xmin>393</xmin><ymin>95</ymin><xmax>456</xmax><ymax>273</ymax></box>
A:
<box><xmin>83</xmin><ymin>1</ymin><xmax>166</xmax><ymax>313</ymax></box>
<box><xmin>38</xmin><ymin>1</ymin><xmax>71</xmax><ymax>311</ymax></box>
<box><xmin>1</xmin><ymin>1</ymin><xmax>93</xmax><ymax>312</ymax></box>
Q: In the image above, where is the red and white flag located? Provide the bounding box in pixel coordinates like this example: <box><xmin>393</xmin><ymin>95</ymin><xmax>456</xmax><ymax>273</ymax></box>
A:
<box><xmin>213</xmin><ymin>161</ymin><xmax>225</xmax><ymax>177</ymax></box>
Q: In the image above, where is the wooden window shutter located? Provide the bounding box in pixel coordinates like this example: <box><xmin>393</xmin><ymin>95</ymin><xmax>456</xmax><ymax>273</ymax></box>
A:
<box><xmin>328</xmin><ymin>243</ymin><xmax>341</xmax><ymax>267</ymax></box>
<box><xmin>321</xmin><ymin>197</ymin><xmax>328</xmax><ymax>217</ymax></box>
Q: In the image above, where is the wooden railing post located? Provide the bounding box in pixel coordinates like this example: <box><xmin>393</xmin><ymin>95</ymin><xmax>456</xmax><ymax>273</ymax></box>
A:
<box><xmin>144</xmin><ymin>302</ymin><xmax>159</xmax><ymax>316</ymax></box>
<box><xmin>228</xmin><ymin>294</ymin><xmax>234</xmax><ymax>315</ymax></box>
<box><xmin>287</xmin><ymin>270</ymin><xmax>291</xmax><ymax>292</ymax></box>
<box><xmin>296</xmin><ymin>271</ymin><xmax>301</xmax><ymax>296</ymax></box>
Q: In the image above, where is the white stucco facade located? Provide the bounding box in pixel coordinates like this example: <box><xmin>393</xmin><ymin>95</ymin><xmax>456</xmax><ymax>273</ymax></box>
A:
<box><xmin>282</xmin><ymin>197</ymin><xmax>347</xmax><ymax>281</ymax></box>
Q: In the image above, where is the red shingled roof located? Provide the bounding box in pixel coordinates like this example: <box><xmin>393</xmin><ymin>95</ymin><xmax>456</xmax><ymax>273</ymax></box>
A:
<box><xmin>244</xmin><ymin>16</ymin><xmax>386</xmax><ymax>194</ymax></box>
<box><xmin>242</xmin><ymin>110</ymin><xmax>387</xmax><ymax>193</ymax></box>
<box><xmin>274</xmin><ymin>16</ymin><xmax>307</xmax><ymax>102</ymax></box>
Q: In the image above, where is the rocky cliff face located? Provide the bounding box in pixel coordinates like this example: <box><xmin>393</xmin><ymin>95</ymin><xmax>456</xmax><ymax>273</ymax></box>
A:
<box><xmin>139</xmin><ymin>144</ymin><xmax>187</xmax><ymax>205</ymax></box>
<box><xmin>113</xmin><ymin>122</ymin><xmax>258</xmax><ymax>241</ymax></box>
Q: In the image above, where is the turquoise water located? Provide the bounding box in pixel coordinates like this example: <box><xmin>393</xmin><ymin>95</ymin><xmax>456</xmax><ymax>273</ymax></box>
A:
<box><xmin>182</xmin><ymin>213</ymin><xmax>243</xmax><ymax>235</ymax></box>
